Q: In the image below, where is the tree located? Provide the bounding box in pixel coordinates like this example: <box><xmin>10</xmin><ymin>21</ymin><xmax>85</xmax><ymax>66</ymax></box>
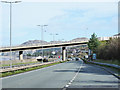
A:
<box><xmin>27</xmin><ymin>53</ymin><xmax>32</xmax><ymax>56</ymax></box>
<box><xmin>96</xmin><ymin>37</ymin><xmax>120</xmax><ymax>61</ymax></box>
<box><xmin>88</xmin><ymin>33</ymin><xmax>100</xmax><ymax>53</ymax></box>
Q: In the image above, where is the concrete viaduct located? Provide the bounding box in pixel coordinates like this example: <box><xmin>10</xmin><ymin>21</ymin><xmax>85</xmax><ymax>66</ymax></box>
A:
<box><xmin>0</xmin><ymin>41</ymin><xmax>87</xmax><ymax>61</ymax></box>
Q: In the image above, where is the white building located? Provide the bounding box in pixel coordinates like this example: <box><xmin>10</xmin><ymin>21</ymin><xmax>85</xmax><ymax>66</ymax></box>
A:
<box><xmin>111</xmin><ymin>33</ymin><xmax>120</xmax><ymax>38</ymax></box>
<box><xmin>98</xmin><ymin>37</ymin><xmax>110</xmax><ymax>41</ymax></box>
<box><xmin>98</xmin><ymin>33</ymin><xmax>120</xmax><ymax>41</ymax></box>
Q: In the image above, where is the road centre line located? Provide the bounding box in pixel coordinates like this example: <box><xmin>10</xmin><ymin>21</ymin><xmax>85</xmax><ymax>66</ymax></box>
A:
<box><xmin>63</xmin><ymin>60</ymin><xmax>83</xmax><ymax>89</ymax></box>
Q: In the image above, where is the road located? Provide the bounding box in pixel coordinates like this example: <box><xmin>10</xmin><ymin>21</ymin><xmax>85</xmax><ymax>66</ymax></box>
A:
<box><xmin>2</xmin><ymin>60</ymin><xmax>119</xmax><ymax>89</ymax></box>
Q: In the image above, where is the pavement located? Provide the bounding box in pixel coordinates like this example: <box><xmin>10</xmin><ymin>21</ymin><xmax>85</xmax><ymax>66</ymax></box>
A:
<box><xmin>1</xmin><ymin>60</ymin><xmax>120</xmax><ymax>89</ymax></box>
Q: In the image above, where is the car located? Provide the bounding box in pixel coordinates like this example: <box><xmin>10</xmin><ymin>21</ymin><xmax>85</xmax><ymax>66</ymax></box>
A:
<box><xmin>43</xmin><ymin>58</ymin><xmax>48</xmax><ymax>62</ymax></box>
<box><xmin>67</xmin><ymin>58</ymin><xmax>72</xmax><ymax>61</ymax></box>
<box><xmin>75</xmin><ymin>57</ymin><xmax>80</xmax><ymax>61</ymax></box>
<box><xmin>84</xmin><ymin>55</ymin><xmax>88</xmax><ymax>59</ymax></box>
<box><xmin>72</xmin><ymin>58</ymin><xmax>75</xmax><ymax>60</ymax></box>
<box><xmin>36</xmin><ymin>56</ymin><xmax>43</xmax><ymax>61</ymax></box>
<box><xmin>36</xmin><ymin>56</ymin><xmax>49</xmax><ymax>62</ymax></box>
<box><xmin>49</xmin><ymin>55</ymin><xmax>54</xmax><ymax>58</ymax></box>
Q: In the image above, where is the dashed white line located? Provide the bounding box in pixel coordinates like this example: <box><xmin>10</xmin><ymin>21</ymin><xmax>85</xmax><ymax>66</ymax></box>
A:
<box><xmin>63</xmin><ymin>60</ymin><xmax>83</xmax><ymax>89</ymax></box>
<box><xmin>65</xmin><ymin>85</ymin><xmax>69</xmax><ymax>87</ymax></box>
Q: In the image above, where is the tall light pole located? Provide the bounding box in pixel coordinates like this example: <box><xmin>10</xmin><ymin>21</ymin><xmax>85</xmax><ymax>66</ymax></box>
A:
<box><xmin>50</xmin><ymin>33</ymin><xmax>58</xmax><ymax>58</ymax></box>
<box><xmin>1</xmin><ymin>0</ymin><xmax>21</xmax><ymax>68</ymax></box>
<box><xmin>37</xmin><ymin>25</ymin><xmax>48</xmax><ymax>62</ymax></box>
<box><xmin>85</xmin><ymin>27</ymin><xmax>88</xmax><ymax>42</ymax></box>
<box><xmin>50</xmin><ymin>33</ymin><xmax>58</xmax><ymax>44</ymax></box>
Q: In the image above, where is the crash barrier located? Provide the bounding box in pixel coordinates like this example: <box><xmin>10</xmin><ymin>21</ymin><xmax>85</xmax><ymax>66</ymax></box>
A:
<box><xmin>0</xmin><ymin>61</ymin><xmax>60</xmax><ymax>73</ymax></box>
<box><xmin>87</xmin><ymin>61</ymin><xmax>120</xmax><ymax>69</ymax></box>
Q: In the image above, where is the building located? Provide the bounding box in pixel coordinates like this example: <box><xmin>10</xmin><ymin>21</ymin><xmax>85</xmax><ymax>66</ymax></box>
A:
<box><xmin>98</xmin><ymin>37</ymin><xmax>110</xmax><ymax>41</ymax></box>
<box><xmin>111</xmin><ymin>33</ymin><xmax>120</xmax><ymax>38</ymax></box>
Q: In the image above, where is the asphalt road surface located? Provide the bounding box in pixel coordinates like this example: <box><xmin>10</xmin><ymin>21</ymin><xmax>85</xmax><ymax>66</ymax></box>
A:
<box><xmin>2</xmin><ymin>60</ymin><xmax>119</xmax><ymax>89</ymax></box>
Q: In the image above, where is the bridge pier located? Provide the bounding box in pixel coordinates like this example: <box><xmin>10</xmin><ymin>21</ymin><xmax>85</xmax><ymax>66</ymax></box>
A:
<box><xmin>62</xmin><ymin>47</ymin><xmax>66</xmax><ymax>61</ymax></box>
<box><xmin>19</xmin><ymin>51</ymin><xmax>23</xmax><ymax>60</ymax></box>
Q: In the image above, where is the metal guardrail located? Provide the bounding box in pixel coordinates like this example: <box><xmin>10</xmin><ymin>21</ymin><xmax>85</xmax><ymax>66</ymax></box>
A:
<box><xmin>0</xmin><ymin>41</ymin><xmax>88</xmax><ymax>48</ymax></box>
<box><xmin>84</xmin><ymin>60</ymin><xmax>120</xmax><ymax>79</ymax></box>
<box><xmin>0</xmin><ymin>60</ymin><xmax>59</xmax><ymax>69</ymax></box>
<box><xmin>0</xmin><ymin>62</ymin><xmax>42</xmax><ymax>69</ymax></box>
<box><xmin>88</xmin><ymin>61</ymin><xmax>120</xmax><ymax>69</ymax></box>
<box><xmin>0</xmin><ymin>60</ymin><xmax>60</xmax><ymax>73</ymax></box>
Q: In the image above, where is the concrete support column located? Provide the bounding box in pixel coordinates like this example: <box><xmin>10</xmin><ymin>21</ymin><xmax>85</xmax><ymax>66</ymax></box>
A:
<box><xmin>19</xmin><ymin>51</ymin><xmax>23</xmax><ymax>60</ymax></box>
<box><xmin>62</xmin><ymin>47</ymin><xmax>66</xmax><ymax>61</ymax></box>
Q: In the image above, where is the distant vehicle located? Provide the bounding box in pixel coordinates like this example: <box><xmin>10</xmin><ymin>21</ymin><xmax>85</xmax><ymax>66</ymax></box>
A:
<box><xmin>52</xmin><ymin>51</ymin><xmax>56</xmax><ymax>55</ymax></box>
<box><xmin>75</xmin><ymin>57</ymin><xmax>80</xmax><ymax>61</ymax></box>
<box><xmin>70</xmin><ymin>57</ymin><xmax>75</xmax><ymax>61</ymax></box>
<box><xmin>43</xmin><ymin>58</ymin><xmax>48</xmax><ymax>62</ymax></box>
<box><xmin>84</xmin><ymin>55</ymin><xmax>88</xmax><ymax>59</ymax></box>
<box><xmin>36</xmin><ymin>56</ymin><xmax>48</xmax><ymax>62</ymax></box>
<box><xmin>58</xmin><ymin>56</ymin><xmax>60</xmax><ymax>59</ymax></box>
<box><xmin>72</xmin><ymin>58</ymin><xmax>75</xmax><ymax>60</ymax></box>
<box><xmin>49</xmin><ymin>56</ymin><xmax>54</xmax><ymax>58</ymax></box>
<box><xmin>68</xmin><ymin>58</ymin><xmax>72</xmax><ymax>61</ymax></box>
<box><xmin>36</xmin><ymin>56</ymin><xmax>43</xmax><ymax>61</ymax></box>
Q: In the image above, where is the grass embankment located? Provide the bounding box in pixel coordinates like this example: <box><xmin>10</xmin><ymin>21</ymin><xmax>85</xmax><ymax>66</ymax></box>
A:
<box><xmin>1</xmin><ymin>60</ymin><xmax>67</xmax><ymax>77</ymax></box>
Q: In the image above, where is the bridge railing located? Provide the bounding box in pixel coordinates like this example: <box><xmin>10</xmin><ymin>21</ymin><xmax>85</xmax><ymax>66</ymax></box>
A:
<box><xmin>0</xmin><ymin>40</ymin><xmax>88</xmax><ymax>49</ymax></box>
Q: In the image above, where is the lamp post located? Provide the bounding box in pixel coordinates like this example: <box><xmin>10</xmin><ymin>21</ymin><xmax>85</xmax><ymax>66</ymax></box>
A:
<box><xmin>61</xmin><ymin>39</ymin><xmax>64</xmax><ymax>43</ymax></box>
<box><xmin>50</xmin><ymin>33</ymin><xmax>58</xmax><ymax>58</ymax></box>
<box><xmin>37</xmin><ymin>25</ymin><xmax>48</xmax><ymax>63</ymax></box>
<box><xmin>1</xmin><ymin>0</ymin><xmax>21</xmax><ymax>68</ymax></box>
<box><xmin>85</xmin><ymin>27</ymin><xmax>88</xmax><ymax>38</ymax></box>
<box><xmin>50</xmin><ymin>33</ymin><xmax>58</xmax><ymax>44</ymax></box>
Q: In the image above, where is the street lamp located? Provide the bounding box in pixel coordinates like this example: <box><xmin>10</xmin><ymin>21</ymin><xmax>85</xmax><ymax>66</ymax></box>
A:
<box><xmin>37</xmin><ymin>25</ymin><xmax>48</xmax><ymax>63</ymax></box>
<box><xmin>1</xmin><ymin>0</ymin><xmax>21</xmax><ymax>68</ymax></box>
<box><xmin>84</xmin><ymin>27</ymin><xmax>88</xmax><ymax>41</ymax></box>
<box><xmin>50</xmin><ymin>33</ymin><xmax>58</xmax><ymax>44</ymax></box>
<box><xmin>61</xmin><ymin>39</ymin><xmax>64</xmax><ymax>43</ymax></box>
<box><xmin>50</xmin><ymin>33</ymin><xmax>58</xmax><ymax>58</ymax></box>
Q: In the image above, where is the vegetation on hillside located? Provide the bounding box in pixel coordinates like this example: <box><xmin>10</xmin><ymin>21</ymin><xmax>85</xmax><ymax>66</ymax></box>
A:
<box><xmin>88</xmin><ymin>33</ymin><xmax>119</xmax><ymax>62</ymax></box>
<box><xmin>96</xmin><ymin>37</ymin><xmax>120</xmax><ymax>61</ymax></box>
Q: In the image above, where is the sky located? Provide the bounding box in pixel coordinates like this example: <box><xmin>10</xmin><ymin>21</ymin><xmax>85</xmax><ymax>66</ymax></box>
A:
<box><xmin>0</xmin><ymin>0</ymin><xmax>119</xmax><ymax>46</ymax></box>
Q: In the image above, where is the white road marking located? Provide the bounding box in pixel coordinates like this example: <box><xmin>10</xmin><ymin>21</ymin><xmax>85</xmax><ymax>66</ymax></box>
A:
<box><xmin>63</xmin><ymin>59</ymin><xmax>83</xmax><ymax>89</ymax></box>
<box><xmin>70</xmin><ymin>80</ymin><xmax>72</xmax><ymax>82</ymax></box>
<box><xmin>65</xmin><ymin>85</ymin><xmax>69</xmax><ymax>87</ymax></box>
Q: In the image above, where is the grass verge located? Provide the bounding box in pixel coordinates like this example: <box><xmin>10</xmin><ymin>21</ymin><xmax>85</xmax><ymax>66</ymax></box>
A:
<box><xmin>1</xmin><ymin>60</ymin><xmax>67</xmax><ymax>77</ymax></box>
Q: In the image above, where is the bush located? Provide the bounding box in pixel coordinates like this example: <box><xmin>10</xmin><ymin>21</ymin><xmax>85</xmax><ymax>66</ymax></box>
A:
<box><xmin>96</xmin><ymin>38</ymin><xmax>120</xmax><ymax>61</ymax></box>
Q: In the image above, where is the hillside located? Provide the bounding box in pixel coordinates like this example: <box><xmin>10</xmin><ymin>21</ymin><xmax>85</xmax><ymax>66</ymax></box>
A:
<box><xmin>21</xmin><ymin>37</ymin><xmax>89</xmax><ymax>46</ymax></box>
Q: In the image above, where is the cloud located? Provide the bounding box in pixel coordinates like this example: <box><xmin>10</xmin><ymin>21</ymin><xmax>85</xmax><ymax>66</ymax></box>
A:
<box><xmin>47</xmin><ymin>2</ymin><xmax>117</xmax><ymax>37</ymax></box>
<box><xmin>1</xmin><ymin>2</ymin><xmax>118</xmax><ymax>45</ymax></box>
